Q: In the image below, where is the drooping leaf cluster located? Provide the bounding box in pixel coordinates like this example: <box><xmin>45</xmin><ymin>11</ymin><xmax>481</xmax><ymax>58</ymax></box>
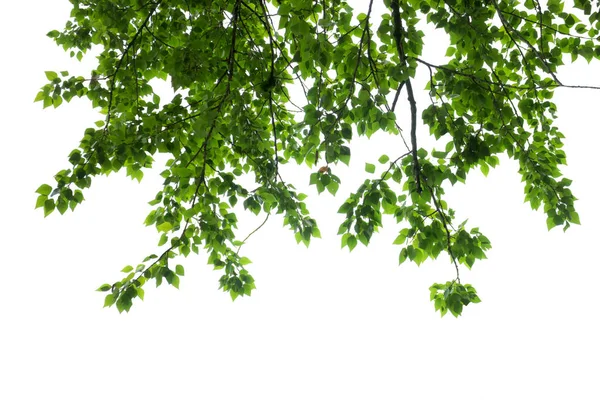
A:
<box><xmin>36</xmin><ymin>0</ymin><xmax>599</xmax><ymax>315</ymax></box>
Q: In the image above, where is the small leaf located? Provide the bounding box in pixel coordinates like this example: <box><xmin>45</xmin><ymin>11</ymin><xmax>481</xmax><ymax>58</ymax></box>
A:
<box><xmin>45</xmin><ymin>71</ymin><xmax>58</xmax><ymax>80</ymax></box>
<box><xmin>378</xmin><ymin>155</ymin><xmax>390</xmax><ymax>164</ymax></box>
<box><xmin>399</xmin><ymin>248</ymin><xmax>408</xmax><ymax>264</ymax></box>
<box><xmin>171</xmin><ymin>274</ymin><xmax>180</xmax><ymax>289</ymax></box>
<box><xmin>44</xmin><ymin>199</ymin><xmax>55</xmax><ymax>217</ymax></box>
<box><xmin>103</xmin><ymin>294</ymin><xmax>116</xmax><ymax>308</ymax></box>
<box><xmin>56</xmin><ymin>199</ymin><xmax>68</xmax><ymax>214</ymax></box>
<box><xmin>157</xmin><ymin>221</ymin><xmax>173</xmax><ymax>232</ymax></box>
<box><xmin>570</xmin><ymin>212</ymin><xmax>581</xmax><ymax>225</ymax></box>
<box><xmin>347</xmin><ymin>235</ymin><xmax>357</xmax><ymax>251</ymax></box>
<box><xmin>173</xmin><ymin>167</ymin><xmax>193</xmax><ymax>178</ymax></box>
<box><xmin>546</xmin><ymin>216</ymin><xmax>556</xmax><ymax>230</ymax></box>
<box><xmin>158</xmin><ymin>233</ymin><xmax>168</xmax><ymax>246</ymax></box>
<box><xmin>96</xmin><ymin>284</ymin><xmax>111</xmax><ymax>292</ymax></box>
<box><xmin>36</xmin><ymin>184</ymin><xmax>52</xmax><ymax>196</ymax></box>
<box><xmin>35</xmin><ymin>195</ymin><xmax>47</xmax><ymax>209</ymax></box>
<box><xmin>175</xmin><ymin>264</ymin><xmax>185</xmax><ymax>276</ymax></box>
<box><xmin>34</xmin><ymin>92</ymin><xmax>45</xmax><ymax>103</ymax></box>
<box><xmin>239</xmin><ymin>257</ymin><xmax>252</xmax><ymax>265</ymax></box>
<box><xmin>327</xmin><ymin>180</ymin><xmax>339</xmax><ymax>195</ymax></box>
<box><xmin>365</xmin><ymin>163</ymin><xmax>376</xmax><ymax>174</ymax></box>
<box><xmin>480</xmin><ymin>163</ymin><xmax>489</xmax><ymax>177</ymax></box>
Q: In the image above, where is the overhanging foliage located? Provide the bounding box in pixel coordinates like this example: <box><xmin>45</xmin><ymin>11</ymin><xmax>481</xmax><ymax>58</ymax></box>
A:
<box><xmin>35</xmin><ymin>0</ymin><xmax>599</xmax><ymax>316</ymax></box>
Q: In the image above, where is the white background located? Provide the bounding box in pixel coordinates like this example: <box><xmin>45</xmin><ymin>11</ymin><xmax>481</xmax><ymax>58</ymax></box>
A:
<box><xmin>1</xmin><ymin>1</ymin><xmax>599</xmax><ymax>399</ymax></box>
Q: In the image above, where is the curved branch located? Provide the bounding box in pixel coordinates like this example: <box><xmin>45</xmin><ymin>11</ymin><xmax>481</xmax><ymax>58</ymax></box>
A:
<box><xmin>390</xmin><ymin>0</ymin><xmax>421</xmax><ymax>193</ymax></box>
<box><xmin>236</xmin><ymin>213</ymin><xmax>270</xmax><ymax>254</ymax></box>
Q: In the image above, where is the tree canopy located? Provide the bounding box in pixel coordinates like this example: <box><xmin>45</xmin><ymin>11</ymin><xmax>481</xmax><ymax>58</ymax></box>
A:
<box><xmin>35</xmin><ymin>0</ymin><xmax>600</xmax><ymax>316</ymax></box>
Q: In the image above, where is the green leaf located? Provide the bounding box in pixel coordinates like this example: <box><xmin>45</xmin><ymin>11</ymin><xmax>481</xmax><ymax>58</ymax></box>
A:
<box><xmin>175</xmin><ymin>264</ymin><xmax>185</xmax><ymax>276</ymax></box>
<box><xmin>480</xmin><ymin>163</ymin><xmax>489</xmax><ymax>177</ymax></box>
<box><xmin>34</xmin><ymin>92</ymin><xmax>45</xmax><ymax>103</ymax></box>
<box><xmin>173</xmin><ymin>167</ymin><xmax>193</xmax><ymax>178</ymax></box>
<box><xmin>399</xmin><ymin>248</ymin><xmax>408</xmax><ymax>264</ymax></box>
<box><xmin>36</xmin><ymin>184</ymin><xmax>52</xmax><ymax>196</ymax></box>
<box><xmin>378</xmin><ymin>155</ymin><xmax>390</xmax><ymax>164</ymax></box>
<box><xmin>43</xmin><ymin>96</ymin><xmax>52</xmax><ymax>109</ymax></box>
<box><xmin>546</xmin><ymin>216</ymin><xmax>556</xmax><ymax>230</ymax></box>
<box><xmin>365</xmin><ymin>163</ymin><xmax>376</xmax><ymax>174</ymax></box>
<box><xmin>96</xmin><ymin>284</ymin><xmax>111</xmax><ymax>292</ymax></box>
<box><xmin>170</xmin><ymin>274</ymin><xmax>180</xmax><ymax>289</ymax></box>
<box><xmin>347</xmin><ymin>235</ymin><xmax>357</xmax><ymax>251</ymax></box>
<box><xmin>35</xmin><ymin>195</ymin><xmax>47</xmax><ymax>209</ymax></box>
<box><xmin>158</xmin><ymin>233</ymin><xmax>168</xmax><ymax>246</ymax></box>
<box><xmin>43</xmin><ymin>199</ymin><xmax>55</xmax><ymax>217</ymax></box>
<box><xmin>157</xmin><ymin>222</ymin><xmax>173</xmax><ymax>233</ymax></box>
<box><xmin>56</xmin><ymin>199</ymin><xmax>68</xmax><ymax>215</ymax></box>
<box><xmin>239</xmin><ymin>257</ymin><xmax>252</xmax><ymax>265</ymax></box>
<box><xmin>103</xmin><ymin>294</ymin><xmax>116</xmax><ymax>308</ymax></box>
<box><xmin>327</xmin><ymin>180</ymin><xmax>339</xmax><ymax>195</ymax></box>
<box><xmin>45</xmin><ymin>71</ymin><xmax>58</xmax><ymax>80</ymax></box>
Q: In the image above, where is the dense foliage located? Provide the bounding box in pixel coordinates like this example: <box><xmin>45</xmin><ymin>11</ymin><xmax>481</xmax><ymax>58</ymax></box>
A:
<box><xmin>35</xmin><ymin>0</ymin><xmax>599</xmax><ymax>315</ymax></box>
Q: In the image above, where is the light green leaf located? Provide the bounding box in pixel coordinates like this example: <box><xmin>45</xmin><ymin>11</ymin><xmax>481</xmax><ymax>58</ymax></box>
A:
<box><xmin>103</xmin><ymin>294</ymin><xmax>116</xmax><ymax>308</ymax></box>
<box><xmin>96</xmin><ymin>284</ymin><xmax>111</xmax><ymax>292</ymax></box>
<box><xmin>378</xmin><ymin>155</ymin><xmax>389</xmax><ymax>164</ymax></box>
<box><xmin>157</xmin><ymin>222</ymin><xmax>173</xmax><ymax>233</ymax></box>
<box><xmin>45</xmin><ymin>71</ymin><xmax>58</xmax><ymax>80</ymax></box>
<box><xmin>239</xmin><ymin>257</ymin><xmax>252</xmax><ymax>265</ymax></box>
<box><xmin>34</xmin><ymin>92</ymin><xmax>45</xmax><ymax>103</ymax></box>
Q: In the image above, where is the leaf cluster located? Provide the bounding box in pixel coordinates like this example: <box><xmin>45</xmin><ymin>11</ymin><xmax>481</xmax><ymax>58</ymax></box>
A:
<box><xmin>36</xmin><ymin>0</ymin><xmax>599</xmax><ymax>315</ymax></box>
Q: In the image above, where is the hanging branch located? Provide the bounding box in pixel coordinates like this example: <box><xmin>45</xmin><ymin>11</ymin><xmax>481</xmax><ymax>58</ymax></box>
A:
<box><xmin>259</xmin><ymin>0</ymin><xmax>280</xmax><ymax>179</ymax></box>
<box><xmin>390</xmin><ymin>0</ymin><xmax>421</xmax><ymax>194</ymax></box>
<box><xmin>105</xmin><ymin>2</ymin><xmax>161</xmax><ymax>132</ymax></box>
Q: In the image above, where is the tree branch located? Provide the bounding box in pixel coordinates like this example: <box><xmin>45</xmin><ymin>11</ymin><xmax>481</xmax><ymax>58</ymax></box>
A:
<box><xmin>390</xmin><ymin>0</ymin><xmax>421</xmax><ymax>193</ymax></box>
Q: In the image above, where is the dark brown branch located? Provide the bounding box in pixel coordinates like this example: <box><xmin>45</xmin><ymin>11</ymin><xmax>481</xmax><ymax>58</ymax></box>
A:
<box><xmin>105</xmin><ymin>2</ymin><xmax>161</xmax><ymax>132</ymax></box>
<box><xmin>227</xmin><ymin>0</ymin><xmax>241</xmax><ymax>88</ymax></box>
<box><xmin>390</xmin><ymin>0</ymin><xmax>421</xmax><ymax>193</ymax></box>
<box><xmin>391</xmin><ymin>81</ymin><xmax>405</xmax><ymax>112</ymax></box>
<box><xmin>259</xmin><ymin>0</ymin><xmax>280</xmax><ymax>178</ymax></box>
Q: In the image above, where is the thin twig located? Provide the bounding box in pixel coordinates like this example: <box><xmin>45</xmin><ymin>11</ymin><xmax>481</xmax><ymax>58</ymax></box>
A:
<box><xmin>236</xmin><ymin>214</ymin><xmax>270</xmax><ymax>254</ymax></box>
